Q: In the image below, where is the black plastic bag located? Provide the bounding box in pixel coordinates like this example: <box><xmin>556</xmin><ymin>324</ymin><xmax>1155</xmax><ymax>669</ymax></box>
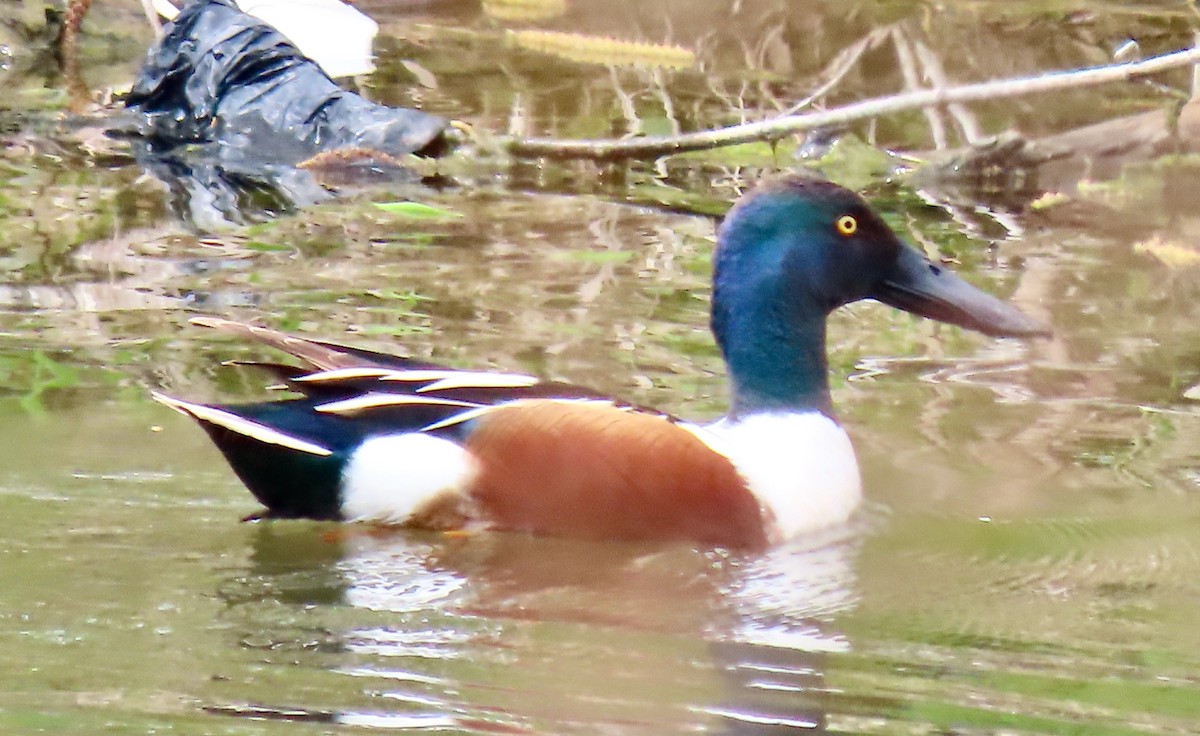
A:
<box><xmin>123</xmin><ymin>0</ymin><xmax>452</xmax><ymax>164</ymax></box>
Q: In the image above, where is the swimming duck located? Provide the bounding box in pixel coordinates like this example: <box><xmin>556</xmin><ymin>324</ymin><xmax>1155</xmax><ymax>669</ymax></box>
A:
<box><xmin>154</xmin><ymin>176</ymin><xmax>1047</xmax><ymax>548</ymax></box>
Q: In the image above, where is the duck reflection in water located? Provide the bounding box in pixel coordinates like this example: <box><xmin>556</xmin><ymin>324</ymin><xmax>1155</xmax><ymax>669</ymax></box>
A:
<box><xmin>210</xmin><ymin>523</ymin><xmax>867</xmax><ymax>734</ymax></box>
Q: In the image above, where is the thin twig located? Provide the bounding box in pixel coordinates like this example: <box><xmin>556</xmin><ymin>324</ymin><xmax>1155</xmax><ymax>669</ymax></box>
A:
<box><xmin>912</xmin><ymin>37</ymin><xmax>983</xmax><ymax>144</ymax></box>
<box><xmin>505</xmin><ymin>45</ymin><xmax>1200</xmax><ymax>161</ymax></box>
<box><xmin>782</xmin><ymin>25</ymin><xmax>894</xmax><ymax>115</ymax></box>
<box><xmin>893</xmin><ymin>26</ymin><xmax>947</xmax><ymax>149</ymax></box>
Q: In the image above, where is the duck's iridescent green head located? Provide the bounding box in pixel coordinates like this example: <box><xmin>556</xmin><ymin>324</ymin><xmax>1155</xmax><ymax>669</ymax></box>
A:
<box><xmin>711</xmin><ymin>175</ymin><xmax>1047</xmax><ymax>418</ymax></box>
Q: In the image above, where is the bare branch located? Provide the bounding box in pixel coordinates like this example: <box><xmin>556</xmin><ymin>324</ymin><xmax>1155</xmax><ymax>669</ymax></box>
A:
<box><xmin>505</xmin><ymin>45</ymin><xmax>1200</xmax><ymax>161</ymax></box>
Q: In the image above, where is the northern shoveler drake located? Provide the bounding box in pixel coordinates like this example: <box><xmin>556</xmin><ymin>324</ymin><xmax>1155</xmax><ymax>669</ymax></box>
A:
<box><xmin>154</xmin><ymin>175</ymin><xmax>1048</xmax><ymax>548</ymax></box>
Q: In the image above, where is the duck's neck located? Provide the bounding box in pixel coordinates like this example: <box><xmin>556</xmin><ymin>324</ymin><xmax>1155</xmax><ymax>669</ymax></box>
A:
<box><xmin>714</xmin><ymin>289</ymin><xmax>833</xmax><ymax>419</ymax></box>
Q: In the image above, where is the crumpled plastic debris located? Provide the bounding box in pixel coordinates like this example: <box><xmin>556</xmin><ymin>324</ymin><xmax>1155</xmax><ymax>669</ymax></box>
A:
<box><xmin>123</xmin><ymin>0</ymin><xmax>453</xmax><ymax>164</ymax></box>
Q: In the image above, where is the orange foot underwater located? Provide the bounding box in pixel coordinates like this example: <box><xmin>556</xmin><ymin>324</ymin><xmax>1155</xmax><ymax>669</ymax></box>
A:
<box><xmin>155</xmin><ymin>175</ymin><xmax>1048</xmax><ymax>549</ymax></box>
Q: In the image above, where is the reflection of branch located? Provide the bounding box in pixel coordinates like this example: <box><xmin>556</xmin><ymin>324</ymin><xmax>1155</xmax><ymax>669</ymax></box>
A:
<box><xmin>1194</xmin><ymin>32</ymin><xmax>1200</xmax><ymax>97</ymax></box>
<box><xmin>784</xmin><ymin>25</ymin><xmax>894</xmax><ymax>115</ymax></box>
<box><xmin>59</xmin><ymin>0</ymin><xmax>164</xmax><ymax>111</ymax></box>
<box><xmin>892</xmin><ymin>26</ymin><xmax>947</xmax><ymax>150</ymax></box>
<box><xmin>651</xmin><ymin>68</ymin><xmax>681</xmax><ymax>137</ymax></box>
<box><xmin>911</xmin><ymin>36</ymin><xmax>982</xmax><ymax>144</ymax></box>
<box><xmin>506</xmin><ymin>45</ymin><xmax>1200</xmax><ymax>161</ymax></box>
<box><xmin>56</xmin><ymin>0</ymin><xmax>92</xmax><ymax>60</ymax></box>
<box><xmin>609</xmin><ymin>66</ymin><xmax>640</xmax><ymax>137</ymax></box>
<box><xmin>57</xmin><ymin>0</ymin><xmax>94</xmax><ymax>112</ymax></box>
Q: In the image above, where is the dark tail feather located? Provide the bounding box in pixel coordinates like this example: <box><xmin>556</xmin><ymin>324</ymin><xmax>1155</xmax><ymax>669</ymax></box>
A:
<box><xmin>153</xmin><ymin>392</ymin><xmax>346</xmax><ymax>519</ymax></box>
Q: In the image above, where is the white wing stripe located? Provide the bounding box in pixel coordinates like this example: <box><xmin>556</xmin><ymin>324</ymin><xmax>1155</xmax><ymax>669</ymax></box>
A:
<box><xmin>378</xmin><ymin>369</ymin><xmax>471</xmax><ymax>382</ymax></box>
<box><xmin>292</xmin><ymin>367</ymin><xmax>541</xmax><ymax>392</ymax></box>
<box><xmin>315</xmin><ymin>393</ymin><xmax>483</xmax><ymax>415</ymax></box>
<box><xmin>417</xmin><ymin>373</ymin><xmax>540</xmax><ymax>392</ymax></box>
<box><xmin>419</xmin><ymin>397</ymin><xmax>620</xmax><ymax>433</ymax></box>
<box><xmin>152</xmin><ymin>392</ymin><xmax>333</xmax><ymax>456</ymax></box>
<box><xmin>293</xmin><ymin>367</ymin><xmax>408</xmax><ymax>382</ymax></box>
<box><xmin>420</xmin><ymin>405</ymin><xmax>497</xmax><ymax>432</ymax></box>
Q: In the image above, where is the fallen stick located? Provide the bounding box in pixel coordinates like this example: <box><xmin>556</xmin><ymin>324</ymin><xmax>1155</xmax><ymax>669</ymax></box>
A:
<box><xmin>504</xmin><ymin>45</ymin><xmax>1200</xmax><ymax>161</ymax></box>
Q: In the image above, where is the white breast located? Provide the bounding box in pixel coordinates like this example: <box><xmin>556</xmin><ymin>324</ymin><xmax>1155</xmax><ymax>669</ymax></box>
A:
<box><xmin>690</xmin><ymin>412</ymin><xmax>862</xmax><ymax>542</ymax></box>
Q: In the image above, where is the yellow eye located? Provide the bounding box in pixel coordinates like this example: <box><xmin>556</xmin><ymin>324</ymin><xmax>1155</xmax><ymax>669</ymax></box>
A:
<box><xmin>835</xmin><ymin>215</ymin><xmax>858</xmax><ymax>236</ymax></box>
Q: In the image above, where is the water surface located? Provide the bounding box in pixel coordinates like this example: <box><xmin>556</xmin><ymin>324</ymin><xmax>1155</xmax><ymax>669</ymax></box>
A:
<box><xmin>3</xmin><ymin>1</ymin><xmax>1200</xmax><ymax>733</ymax></box>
